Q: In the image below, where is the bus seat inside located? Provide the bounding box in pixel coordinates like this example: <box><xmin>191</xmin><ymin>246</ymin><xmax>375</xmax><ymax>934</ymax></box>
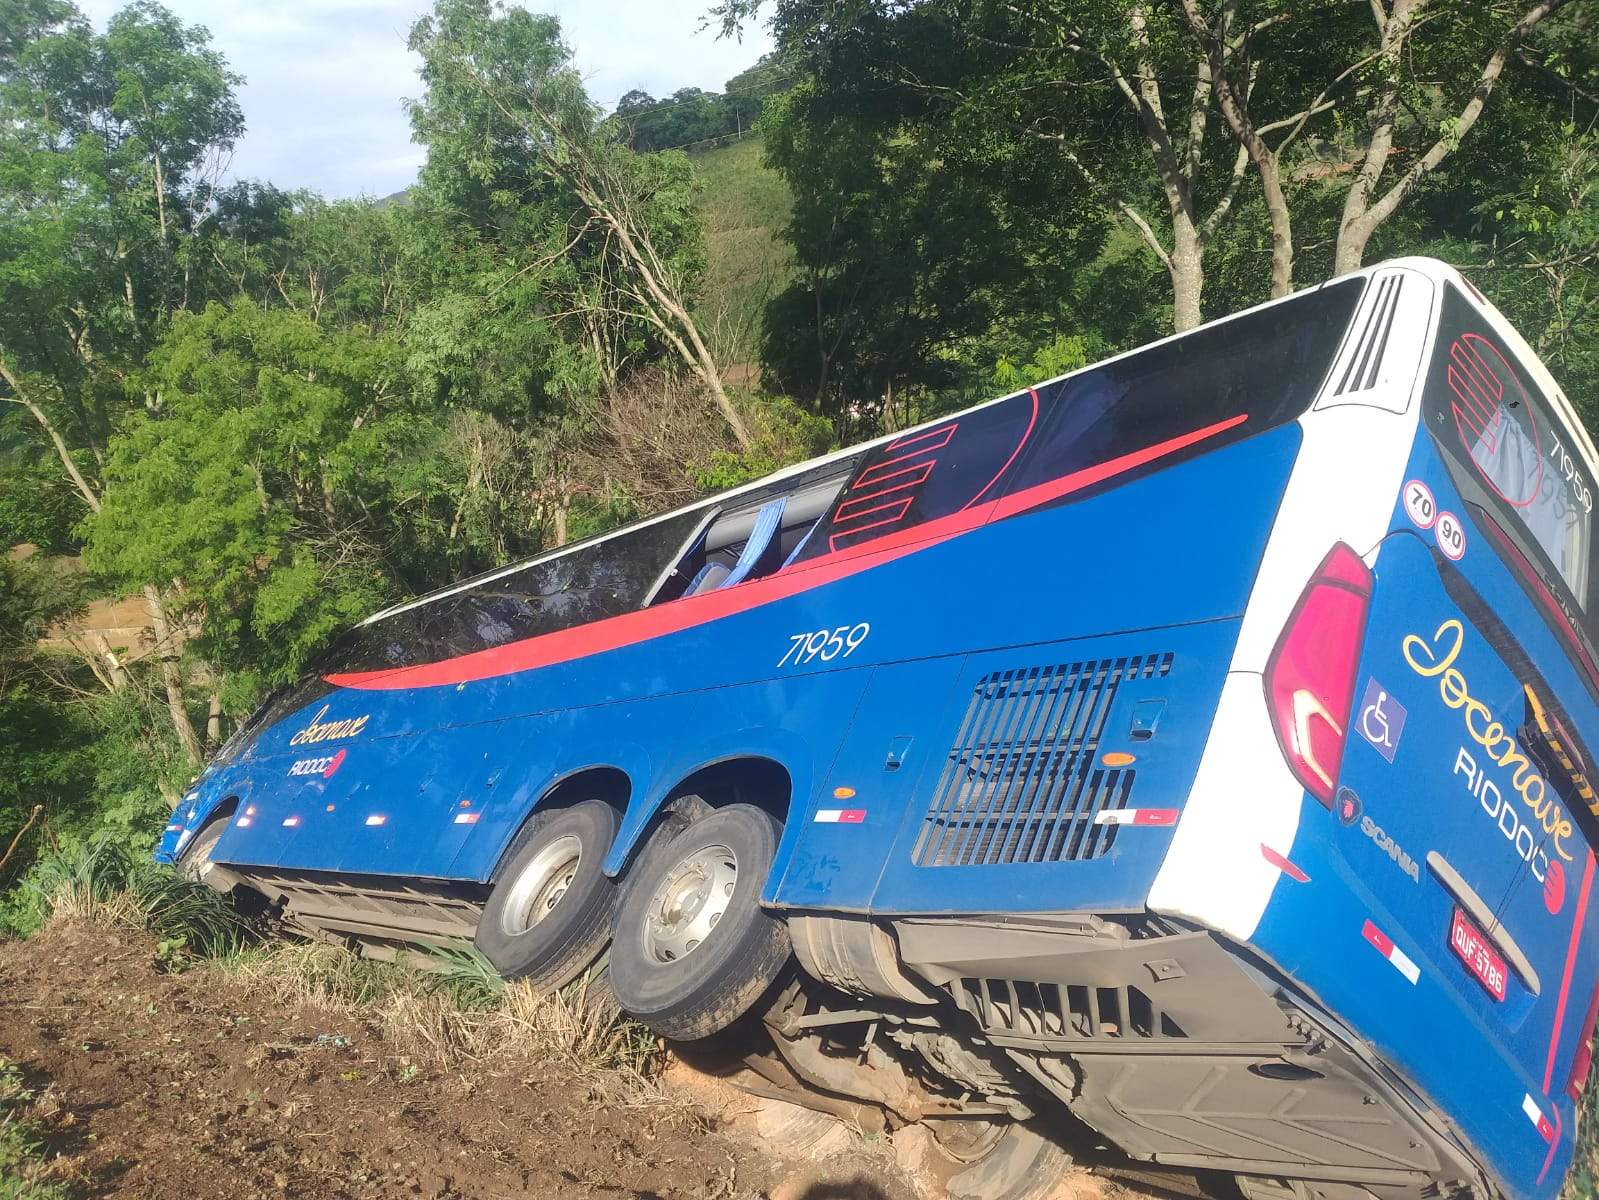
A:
<box><xmin>721</xmin><ymin>498</ymin><xmax>787</xmax><ymax>588</ymax></box>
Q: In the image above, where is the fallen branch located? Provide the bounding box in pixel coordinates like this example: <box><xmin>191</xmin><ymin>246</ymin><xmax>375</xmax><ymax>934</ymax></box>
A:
<box><xmin>0</xmin><ymin>805</ymin><xmax>44</xmax><ymax>876</ymax></box>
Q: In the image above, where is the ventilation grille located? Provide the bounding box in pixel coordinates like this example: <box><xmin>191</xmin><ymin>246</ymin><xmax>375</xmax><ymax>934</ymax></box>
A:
<box><xmin>951</xmin><ymin>977</ymin><xmax>1187</xmax><ymax>1040</ymax></box>
<box><xmin>1333</xmin><ymin>274</ymin><xmax>1405</xmax><ymax>395</ymax></box>
<box><xmin>910</xmin><ymin>654</ymin><xmax>1172</xmax><ymax>867</ymax></box>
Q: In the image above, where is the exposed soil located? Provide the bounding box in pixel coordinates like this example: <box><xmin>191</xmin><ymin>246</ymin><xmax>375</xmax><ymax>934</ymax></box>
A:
<box><xmin>0</xmin><ymin>924</ymin><xmax>921</xmax><ymax>1200</ymax></box>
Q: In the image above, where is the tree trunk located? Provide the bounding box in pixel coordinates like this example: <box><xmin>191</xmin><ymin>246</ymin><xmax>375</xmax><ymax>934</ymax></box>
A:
<box><xmin>1169</xmin><ymin>216</ymin><xmax>1205</xmax><ymax>332</ymax></box>
<box><xmin>1333</xmin><ymin>0</ymin><xmax>1566</xmax><ymax>275</ymax></box>
<box><xmin>90</xmin><ymin>631</ymin><xmax>128</xmax><ymax>691</ymax></box>
<box><xmin>0</xmin><ymin>360</ymin><xmax>102</xmax><ymax>514</ymax></box>
<box><xmin>143</xmin><ymin>584</ymin><xmax>203</xmax><ymax>765</ymax></box>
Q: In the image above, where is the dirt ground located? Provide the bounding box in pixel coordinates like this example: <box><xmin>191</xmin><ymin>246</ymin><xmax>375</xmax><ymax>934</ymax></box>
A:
<box><xmin>0</xmin><ymin>924</ymin><xmax>1161</xmax><ymax>1200</ymax></box>
<box><xmin>0</xmin><ymin>924</ymin><xmax>937</xmax><ymax>1200</ymax></box>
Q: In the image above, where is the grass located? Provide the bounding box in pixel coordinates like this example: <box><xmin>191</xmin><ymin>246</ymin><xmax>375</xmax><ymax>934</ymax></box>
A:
<box><xmin>10</xmin><ymin>836</ymin><xmax>242</xmax><ymax>957</ymax></box>
<box><xmin>0</xmin><ymin>1058</ymin><xmax>68</xmax><ymax>1200</ymax></box>
<box><xmin>215</xmin><ymin>940</ymin><xmax>659</xmax><ymax>1094</ymax></box>
<box><xmin>1568</xmin><ymin>1087</ymin><xmax>1598</xmax><ymax>1200</ymax></box>
<box><xmin>691</xmin><ymin>134</ymin><xmax>794</xmax><ymax>371</ymax></box>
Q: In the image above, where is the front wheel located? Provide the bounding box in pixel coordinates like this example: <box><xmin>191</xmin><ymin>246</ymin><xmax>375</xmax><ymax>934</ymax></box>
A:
<box><xmin>474</xmin><ymin>799</ymin><xmax>619</xmax><ymax>991</ymax></box>
<box><xmin>608</xmin><ymin>803</ymin><xmax>790</xmax><ymax>1041</ymax></box>
<box><xmin>177</xmin><ymin>814</ymin><xmax>230</xmax><ymax>890</ymax></box>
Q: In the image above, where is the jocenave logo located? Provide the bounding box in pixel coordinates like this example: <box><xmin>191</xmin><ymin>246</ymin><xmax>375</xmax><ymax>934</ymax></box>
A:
<box><xmin>1402</xmin><ymin>618</ymin><xmax>1575</xmax><ymax>863</ymax></box>
<box><xmin>288</xmin><ymin>705</ymin><xmax>371</xmax><ymax>747</ymax></box>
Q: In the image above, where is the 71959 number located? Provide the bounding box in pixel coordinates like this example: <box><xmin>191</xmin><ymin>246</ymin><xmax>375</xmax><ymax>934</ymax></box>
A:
<box><xmin>779</xmin><ymin>622</ymin><xmax>871</xmax><ymax>667</ymax></box>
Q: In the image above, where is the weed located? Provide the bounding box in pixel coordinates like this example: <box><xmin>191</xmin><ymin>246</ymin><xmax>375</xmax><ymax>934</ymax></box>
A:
<box><xmin>15</xmin><ymin>837</ymin><xmax>242</xmax><ymax>957</ymax></box>
<box><xmin>424</xmin><ymin>944</ymin><xmax>506</xmax><ymax>1010</ymax></box>
<box><xmin>0</xmin><ymin>1058</ymin><xmax>69</xmax><ymax>1200</ymax></box>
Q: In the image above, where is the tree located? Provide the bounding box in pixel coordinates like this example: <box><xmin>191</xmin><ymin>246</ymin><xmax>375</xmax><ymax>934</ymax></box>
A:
<box><xmin>84</xmin><ymin>300</ymin><xmax>453</xmax><ymax>698</ymax></box>
<box><xmin>0</xmin><ymin>0</ymin><xmax>244</xmax><ymax>764</ymax></box>
<box><xmin>408</xmin><ymin>0</ymin><xmax>753</xmax><ymax>449</ymax></box>
<box><xmin>719</xmin><ymin>0</ymin><xmax>1345</xmax><ymax>331</ymax></box>
<box><xmin>720</xmin><ymin>0</ymin><xmax>1593</xmax><ymax>335</ymax></box>
<box><xmin>1179</xmin><ymin>0</ymin><xmax>1581</xmax><ymax>294</ymax></box>
<box><xmin>758</xmin><ymin>80</ymin><xmax>1103</xmax><ymax>432</ymax></box>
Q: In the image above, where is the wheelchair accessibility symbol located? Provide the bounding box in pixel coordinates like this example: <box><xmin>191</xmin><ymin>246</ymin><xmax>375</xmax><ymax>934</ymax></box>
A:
<box><xmin>1356</xmin><ymin>677</ymin><xmax>1406</xmax><ymax>763</ymax></box>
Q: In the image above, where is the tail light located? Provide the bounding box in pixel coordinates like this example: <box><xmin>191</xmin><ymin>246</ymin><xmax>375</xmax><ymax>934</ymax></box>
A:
<box><xmin>1567</xmin><ymin>982</ymin><xmax>1599</xmax><ymax>1100</ymax></box>
<box><xmin>1264</xmin><ymin>543</ymin><xmax>1374</xmax><ymax>807</ymax></box>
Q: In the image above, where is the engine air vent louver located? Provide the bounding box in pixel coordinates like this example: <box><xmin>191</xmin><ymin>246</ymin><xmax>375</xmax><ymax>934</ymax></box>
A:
<box><xmin>951</xmin><ymin>976</ymin><xmax>1187</xmax><ymax>1040</ymax></box>
<box><xmin>911</xmin><ymin>654</ymin><xmax>1172</xmax><ymax>867</ymax></box>
<box><xmin>1333</xmin><ymin>274</ymin><xmax>1405</xmax><ymax>395</ymax></box>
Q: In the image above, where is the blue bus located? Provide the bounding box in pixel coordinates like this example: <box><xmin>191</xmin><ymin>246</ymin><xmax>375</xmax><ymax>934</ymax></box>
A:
<box><xmin>162</xmin><ymin>258</ymin><xmax>1599</xmax><ymax>1200</ymax></box>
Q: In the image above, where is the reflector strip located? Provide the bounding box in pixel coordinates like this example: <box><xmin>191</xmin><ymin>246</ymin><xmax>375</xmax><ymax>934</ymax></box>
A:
<box><xmin>364</xmin><ymin>814</ymin><xmax>387</xmax><ymax>827</ymax></box>
<box><xmin>164</xmin><ymin>824</ymin><xmax>183</xmax><ymax>833</ymax></box>
<box><xmin>814</xmin><ymin>809</ymin><xmax>866</xmax><ymax>824</ymax></box>
<box><xmin>1523</xmin><ymin>1093</ymin><xmax>1556</xmax><ymax>1142</ymax></box>
<box><xmin>235</xmin><ymin>817</ymin><xmax>252</xmax><ymax>828</ymax></box>
<box><xmin>453</xmin><ymin>811</ymin><xmax>480</xmax><ymax>824</ymax></box>
<box><xmin>282</xmin><ymin>816</ymin><xmax>300</xmax><ymax>828</ymax></box>
<box><xmin>1260</xmin><ymin>843</ymin><xmax>1310</xmax><ymax>882</ymax></box>
<box><xmin>1094</xmin><ymin>808</ymin><xmax>1177</xmax><ymax>826</ymax></box>
<box><xmin>1361</xmin><ymin>919</ymin><xmax>1420</xmax><ymax>984</ymax></box>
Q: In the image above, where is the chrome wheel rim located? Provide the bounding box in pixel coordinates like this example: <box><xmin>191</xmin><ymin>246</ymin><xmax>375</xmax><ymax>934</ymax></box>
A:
<box><xmin>642</xmin><ymin>843</ymin><xmax>737</xmax><ymax>963</ymax></box>
<box><xmin>500</xmin><ymin>834</ymin><xmax>582</xmax><ymax>937</ymax></box>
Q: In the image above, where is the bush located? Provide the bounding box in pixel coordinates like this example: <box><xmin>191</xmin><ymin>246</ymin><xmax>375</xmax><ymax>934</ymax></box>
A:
<box><xmin>2</xmin><ymin>837</ymin><xmax>243</xmax><ymax>956</ymax></box>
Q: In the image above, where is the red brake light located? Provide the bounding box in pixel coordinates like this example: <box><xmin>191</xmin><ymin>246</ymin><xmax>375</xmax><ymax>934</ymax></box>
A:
<box><xmin>1568</xmin><ymin>982</ymin><xmax>1599</xmax><ymax>1100</ymax></box>
<box><xmin>1264</xmin><ymin>543</ymin><xmax>1374</xmax><ymax>807</ymax></box>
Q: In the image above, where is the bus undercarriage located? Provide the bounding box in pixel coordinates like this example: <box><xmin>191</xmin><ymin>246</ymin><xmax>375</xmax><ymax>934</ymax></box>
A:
<box><xmin>200</xmin><ymin>853</ymin><xmax>1492</xmax><ymax>1200</ymax></box>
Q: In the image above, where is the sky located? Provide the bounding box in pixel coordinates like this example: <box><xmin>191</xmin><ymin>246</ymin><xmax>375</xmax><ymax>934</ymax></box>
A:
<box><xmin>76</xmin><ymin>1</ymin><xmax>775</xmax><ymax>200</ymax></box>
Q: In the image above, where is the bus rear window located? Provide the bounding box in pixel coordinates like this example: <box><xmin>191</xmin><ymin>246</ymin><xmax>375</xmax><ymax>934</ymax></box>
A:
<box><xmin>1423</xmin><ymin>285</ymin><xmax>1597</xmax><ymax>634</ymax></box>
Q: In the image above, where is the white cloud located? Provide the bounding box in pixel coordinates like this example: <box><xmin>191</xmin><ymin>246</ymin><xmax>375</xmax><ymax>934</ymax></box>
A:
<box><xmin>74</xmin><ymin>0</ymin><xmax>774</xmax><ymax>199</ymax></box>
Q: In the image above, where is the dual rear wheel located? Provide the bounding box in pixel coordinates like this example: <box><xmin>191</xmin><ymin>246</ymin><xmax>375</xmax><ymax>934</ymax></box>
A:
<box><xmin>475</xmin><ymin>799</ymin><xmax>790</xmax><ymax>1040</ymax></box>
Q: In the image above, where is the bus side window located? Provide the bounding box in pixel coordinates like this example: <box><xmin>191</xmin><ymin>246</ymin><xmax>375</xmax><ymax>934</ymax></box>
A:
<box><xmin>648</xmin><ymin>469</ymin><xmax>852</xmax><ymax>605</ymax></box>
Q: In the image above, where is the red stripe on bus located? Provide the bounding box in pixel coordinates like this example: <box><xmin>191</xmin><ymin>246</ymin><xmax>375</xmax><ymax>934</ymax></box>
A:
<box><xmin>960</xmin><ymin>387</ymin><xmax>1040</xmax><ymax>512</ymax></box>
<box><xmin>325</xmin><ymin>414</ymin><xmax>1246</xmax><ymax>691</ymax></box>
<box><xmin>1537</xmin><ymin>1104</ymin><xmax>1564</xmax><ymax>1185</ymax></box>
<box><xmin>1543</xmin><ymin>849</ymin><xmax>1596</xmax><ymax>1093</ymax></box>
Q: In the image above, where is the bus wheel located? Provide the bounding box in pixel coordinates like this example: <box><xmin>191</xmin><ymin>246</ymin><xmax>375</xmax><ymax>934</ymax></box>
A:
<box><xmin>474</xmin><ymin>799</ymin><xmax>620</xmax><ymax>991</ymax></box>
<box><xmin>177</xmin><ymin>815</ymin><xmax>230</xmax><ymax>890</ymax></box>
<box><xmin>934</xmin><ymin>1120</ymin><xmax>1070</xmax><ymax>1200</ymax></box>
<box><xmin>609</xmin><ymin>803</ymin><xmax>790</xmax><ymax>1041</ymax></box>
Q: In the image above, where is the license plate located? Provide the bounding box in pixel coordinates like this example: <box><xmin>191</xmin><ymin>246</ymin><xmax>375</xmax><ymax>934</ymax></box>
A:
<box><xmin>1450</xmin><ymin>908</ymin><xmax>1508</xmax><ymax>1001</ymax></box>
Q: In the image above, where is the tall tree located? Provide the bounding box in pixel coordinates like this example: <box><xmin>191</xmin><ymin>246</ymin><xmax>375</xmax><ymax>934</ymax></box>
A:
<box><xmin>719</xmin><ymin>0</ymin><xmax>1347</xmax><ymax>331</ymax></box>
<box><xmin>1179</xmin><ymin>0</ymin><xmax>1582</xmax><ymax>293</ymax></box>
<box><xmin>408</xmin><ymin>0</ymin><xmax>753</xmax><ymax>449</ymax></box>
<box><xmin>83</xmin><ymin>299</ymin><xmax>452</xmax><ymax>698</ymax></box>
<box><xmin>0</xmin><ymin>0</ymin><xmax>243</xmax><ymax>764</ymax></box>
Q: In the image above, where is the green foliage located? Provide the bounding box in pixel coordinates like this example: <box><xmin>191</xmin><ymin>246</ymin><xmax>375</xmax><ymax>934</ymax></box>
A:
<box><xmin>84</xmin><ymin>299</ymin><xmax>452</xmax><ymax>689</ymax></box>
<box><xmin>692</xmin><ymin>134</ymin><xmax>796</xmax><ymax>369</ymax></box>
<box><xmin>992</xmin><ymin>334</ymin><xmax>1096</xmax><ymax>393</ymax></box>
<box><xmin>0</xmin><ymin>465</ymin><xmax>82</xmax><ymax>551</ymax></box>
<box><xmin>3</xmin><ymin>835</ymin><xmax>242</xmax><ymax>955</ymax></box>
<box><xmin>611</xmin><ymin>51</ymin><xmax>790</xmax><ymax>153</ymax></box>
<box><xmin>0</xmin><ymin>1056</ymin><xmax>69</xmax><ymax>1200</ymax></box>
<box><xmin>425</xmin><ymin>944</ymin><xmax>508</xmax><ymax>1010</ymax></box>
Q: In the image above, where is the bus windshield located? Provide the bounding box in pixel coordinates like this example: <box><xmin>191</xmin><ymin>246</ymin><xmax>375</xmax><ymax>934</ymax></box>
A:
<box><xmin>1422</xmin><ymin>285</ymin><xmax>1598</xmax><ymax>648</ymax></box>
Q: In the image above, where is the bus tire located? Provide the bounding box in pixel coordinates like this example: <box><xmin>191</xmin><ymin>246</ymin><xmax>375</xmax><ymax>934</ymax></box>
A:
<box><xmin>177</xmin><ymin>812</ymin><xmax>233</xmax><ymax>892</ymax></box>
<box><xmin>609</xmin><ymin>803</ymin><xmax>790</xmax><ymax>1041</ymax></box>
<box><xmin>938</xmin><ymin>1120</ymin><xmax>1070</xmax><ymax>1200</ymax></box>
<box><xmin>474</xmin><ymin>799</ymin><xmax>619</xmax><ymax>991</ymax></box>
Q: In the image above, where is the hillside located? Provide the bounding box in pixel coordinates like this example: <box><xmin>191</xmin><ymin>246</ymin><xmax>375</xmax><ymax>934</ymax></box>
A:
<box><xmin>690</xmin><ymin>134</ymin><xmax>795</xmax><ymax>377</ymax></box>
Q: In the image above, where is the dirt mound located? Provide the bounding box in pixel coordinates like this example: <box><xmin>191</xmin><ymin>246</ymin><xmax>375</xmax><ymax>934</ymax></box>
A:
<box><xmin>0</xmin><ymin>924</ymin><xmax>916</xmax><ymax>1199</ymax></box>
